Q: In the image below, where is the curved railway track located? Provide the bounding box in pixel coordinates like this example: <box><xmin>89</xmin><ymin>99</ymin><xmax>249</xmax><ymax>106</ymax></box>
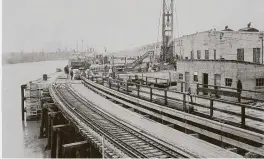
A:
<box><xmin>52</xmin><ymin>83</ymin><xmax>190</xmax><ymax>158</ymax></box>
<box><xmin>80</xmin><ymin>77</ymin><xmax>264</xmax><ymax>157</ymax></box>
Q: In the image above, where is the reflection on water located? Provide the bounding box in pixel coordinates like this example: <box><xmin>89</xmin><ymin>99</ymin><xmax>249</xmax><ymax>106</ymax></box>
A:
<box><xmin>2</xmin><ymin>60</ymin><xmax>67</xmax><ymax>158</ymax></box>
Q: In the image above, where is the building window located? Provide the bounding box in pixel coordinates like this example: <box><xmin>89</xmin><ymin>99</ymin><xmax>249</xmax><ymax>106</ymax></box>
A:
<box><xmin>205</xmin><ymin>50</ymin><xmax>209</xmax><ymax>59</ymax></box>
<box><xmin>197</xmin><ymin>50</ymin><xmax>201</xmax><ymax>59</ymax></box>
<box><xmin>225</xmin><ymin>78</ymin><xmax>232</xmax><ymax>87</ymax></box>
<box><xmin>237</xmin><ymin>48</ymin><xmax>244</xmax><ymax>61</ymax></box>
<box><xmin>214</xmin><ymin>49</ymin><xmax>216</xmax><ymax>60</ymax></box>
<box><xmin>179</xmin><ymin>73</ymin><xmax>183</xmax><ymax>80</ymax></box>
<box><xmin>253</xmin><ymin>48</ymin><xmax>261</xmax><ymax>63</ymax></box>
<box><xmin>256</xmin><ymin>78</ymin><xmax>264</xmax><ymax>86</ymax></box>
<box><xmin>193</xmin><ymin>72</ymin><xmax>198</xmax><ymax>82</ymax></box>
<box><xmin>191</xmin><ymin>51</ymin><xmax>194</xmax><ymax>59</ymax></box>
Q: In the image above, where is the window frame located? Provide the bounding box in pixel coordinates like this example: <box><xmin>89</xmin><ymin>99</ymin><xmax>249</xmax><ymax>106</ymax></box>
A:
<box><xmin>225</xmin><ymin>78</ymin><xmax>233</xmax><ymax>87</ymax></box>
<box><xmin>205</xmin><ymin>50</ymin><xmax>209</xmax><ymax>59</ymax></box>
<box><xmin>237</xmin><ymin>48</ymin><xmax>244</xmax><ymax>61</ymax></box>
<box><xmin>193</xmin><ymin>72</ymin><xmax>198</xmax><ymax>82</ymax></box>
<box><xmin>179</xmin><ymin>73</ymin><xmax>183</xmax><ymax>80</ymax></box>
<box><xmin>256</xmin><ymin>78</ymin><xmax>264</xmax><ymax>87</ymax></box>
<box><xmin>197</xmin><ymin>50</ymin><xmax>201</xmax><ymax>59</ymax></box>
<box><xmin>214</xmin><ymin>49</ymin><xmax>216</xmax><ymax>60</ymax></box>
<box><xmin>253</xmin><ymin>48</ymin><xmax>260</xmax><ymax>63</ymax></box>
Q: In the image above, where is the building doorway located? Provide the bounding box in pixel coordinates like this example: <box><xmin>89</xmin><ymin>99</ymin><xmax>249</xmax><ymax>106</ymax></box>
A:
<box><xmin>185</xmin><ymin>72</ymin><xmax>190</xmax><ymax>92</ymax></box>
<box><xmin>214</xmin><ymin>74</ymin><xmax>221</xmax><ymax>86</ymax></box>
<box><xmin>203</xmin><ymin>73</ymin><xmax>208</xmax><ymax>95</ymax></box>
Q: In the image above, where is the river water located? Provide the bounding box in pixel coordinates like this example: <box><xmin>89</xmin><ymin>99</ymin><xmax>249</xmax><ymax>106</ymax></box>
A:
<box><xmin>2</xmin><ymin>60</ymin><xmax>67</xmax><ymax>158</ymax></box>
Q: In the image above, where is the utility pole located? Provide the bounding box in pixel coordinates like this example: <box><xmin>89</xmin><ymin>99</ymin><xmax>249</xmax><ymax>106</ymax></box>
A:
<box><xmin>76</xmin><ymin>40</ymin><xmax>78</xmax><ymax>53</ymax></box>
<box><xmin>161</xmin><ymin>0</ymin><xmax>174</xmax><ymax>64</ymax></box>
<box><xmin>81</xmin><ymin>40</ymin><xmax>83</xmax><ymax>53</ymax></box>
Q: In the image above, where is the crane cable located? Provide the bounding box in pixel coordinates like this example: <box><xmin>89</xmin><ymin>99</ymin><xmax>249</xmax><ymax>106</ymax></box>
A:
<box><xmin>174</xmin><ymin>0</ymin><xmax>181</xmax><ymax>57</ymax></box>
<box><xmin>154</xmin><ymin>0</ymin><xmax>163</xmax><ymax>63</ymax></box>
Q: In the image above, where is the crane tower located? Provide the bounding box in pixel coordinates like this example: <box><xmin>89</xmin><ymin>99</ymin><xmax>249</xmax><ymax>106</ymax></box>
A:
<box><xmin>161</xmin><ymin>0</ymin><xmax>174</xmax><ymax>63</ymax></box>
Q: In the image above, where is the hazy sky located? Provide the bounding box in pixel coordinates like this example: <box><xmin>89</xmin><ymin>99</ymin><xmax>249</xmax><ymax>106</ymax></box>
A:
<box><xmin>3</xmin><ymin>0</ymin><xmax>264</xmax><ymax>53</ymax></box>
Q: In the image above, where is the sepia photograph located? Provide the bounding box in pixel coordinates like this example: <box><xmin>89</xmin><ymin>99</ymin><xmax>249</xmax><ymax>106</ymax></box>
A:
<box><xmin>1</xmin><ymin>0</ymin><xmax>264</xmax><ymax>158</ymax></box>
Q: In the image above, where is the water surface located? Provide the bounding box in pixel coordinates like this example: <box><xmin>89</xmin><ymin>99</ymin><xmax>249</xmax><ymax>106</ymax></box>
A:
<box><xmin>2</xmin><ymin>60</ymin><xmax>67</xmax><ymax>158</ymax></box>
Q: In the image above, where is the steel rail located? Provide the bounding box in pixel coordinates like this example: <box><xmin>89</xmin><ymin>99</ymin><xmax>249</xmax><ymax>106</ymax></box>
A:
<box><xmin>53</xmin><ymin>85</ymin><xmax>141</xmax><ymax>158</ymax></box>
<box><xmin>53</xmin><ymin>84</ymin><xmax>187</xmax><ymax>158</ymax></box>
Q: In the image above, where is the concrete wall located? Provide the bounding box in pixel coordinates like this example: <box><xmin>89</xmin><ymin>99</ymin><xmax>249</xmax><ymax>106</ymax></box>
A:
<box><xmin>175</xmin><ymin>31</ymin><xmax>263</xmax><ymax>63</ymax></box>
<box><xmin>176</xmin><ymin>60</ymin><xmax>264</xmax><ymax>100</ymax></box>
<box><xmin>111</xmin><ymin>31</ymin><xmax>264</xmax><ymax>63</ymax></box>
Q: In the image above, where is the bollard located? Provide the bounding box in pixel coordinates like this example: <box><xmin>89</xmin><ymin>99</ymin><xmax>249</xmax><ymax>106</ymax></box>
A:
<box><xmin>155</xmin><ymin>78</ymin><xmax>158</xmax><ymax>84</ymax></box>
<box><xmin>150</xmin><ymin>87</ymin><xmax>153</xmax><ymax>102</ymax></box>
<box><xmin>210</xmin><ymin>99</ymin><xmax>214</xmax><ymax>118</ymax></box>
<box><xmin>146</xmin><ymin>77</ymin><xmax>148</xmax><ymax>85</ymax></box>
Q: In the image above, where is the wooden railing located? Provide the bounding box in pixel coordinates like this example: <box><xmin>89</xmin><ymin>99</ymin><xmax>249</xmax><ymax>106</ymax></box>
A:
<box><xmin>84</xmin><ymin>75</ymin><xmax>264</xmax><ymax>131</ymax></box>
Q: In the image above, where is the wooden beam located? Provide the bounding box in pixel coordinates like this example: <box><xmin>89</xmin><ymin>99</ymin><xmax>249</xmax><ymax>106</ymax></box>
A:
<box><xmin>62</xmin><ymin>141</ymin><xmax>88</xmax><ymax>149</ymax></box>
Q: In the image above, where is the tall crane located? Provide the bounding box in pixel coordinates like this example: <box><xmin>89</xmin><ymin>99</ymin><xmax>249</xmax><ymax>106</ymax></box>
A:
<box><xmin>161</xmin><ymin>0</ymin><xmax>174</xmax><ymax>64</ymax></box>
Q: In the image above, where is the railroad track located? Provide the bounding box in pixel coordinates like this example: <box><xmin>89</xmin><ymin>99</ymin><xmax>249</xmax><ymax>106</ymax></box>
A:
<box><xmin>52</xmin><ymin>83</ymin><xmax>189</xmax><ymax>158</ymax></box>
<box><xmin>80</xmin><ymin>77</ymin><xmax>264</xmax><ymax>157</ymax></box>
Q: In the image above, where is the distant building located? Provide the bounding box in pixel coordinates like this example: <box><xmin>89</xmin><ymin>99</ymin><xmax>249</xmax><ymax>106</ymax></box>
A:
<box><xmin>111</xmin><ymin>25</ymin><xmax>264</xmax><ymax>100</ymax></box>
<box><xmin>176</xmin><ymin>59</ymin><xmax>264</xmax><ymax>100</ymax></box>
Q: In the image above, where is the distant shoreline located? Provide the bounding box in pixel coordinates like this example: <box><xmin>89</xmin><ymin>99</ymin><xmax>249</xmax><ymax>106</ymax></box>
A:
<box><xmin>2</xmin><ymin>58</ymin><xmax>68</xmax><ymax>65</ymax></box>
<box><xmin>2</xmin><ymin>52</ymin><xmax>70</xmax><ymax>65</ymax></box>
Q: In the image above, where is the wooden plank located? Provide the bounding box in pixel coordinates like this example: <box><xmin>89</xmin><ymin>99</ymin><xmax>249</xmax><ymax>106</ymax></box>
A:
<box><xmin>62</xmin><ymin>141</ymin><xmax>88</xmax><ymax>149</ymax></box>
<box><xmin>85</xmin><ymin>79</ymin><xmax>264</xmax><ymax>145</ymax></box>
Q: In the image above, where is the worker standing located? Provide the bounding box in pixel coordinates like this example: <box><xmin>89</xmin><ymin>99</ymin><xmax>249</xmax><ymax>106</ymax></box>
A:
<box><xmin>70</xmin><ymin>69</ymin><xmax>74</xmax><ymax>80</ymax></box>
<box><xmin>64</xmin><ymin>65</ymin><xmax>69</xmax><ymax>79</ymax></box>
<box><xmin>188</xmin><ymin>87</ymin><xmax>193</xmax><ymax>103</ymax></box>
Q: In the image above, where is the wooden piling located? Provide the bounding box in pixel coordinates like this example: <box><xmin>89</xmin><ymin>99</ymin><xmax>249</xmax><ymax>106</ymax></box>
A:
<box><xmin>39</xmin><ymin>102</ymin><xmax>45</xmax><ymax>138</ymax></box>
<box><xmin>56</xmin><ymin>129</ymin><xmax>62</xmax><ymax>158</ymax></box>
<box><xmin>21</xmin><ymin>84</ymin><xmax>26</xmax><ymax>121</ymax></box>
